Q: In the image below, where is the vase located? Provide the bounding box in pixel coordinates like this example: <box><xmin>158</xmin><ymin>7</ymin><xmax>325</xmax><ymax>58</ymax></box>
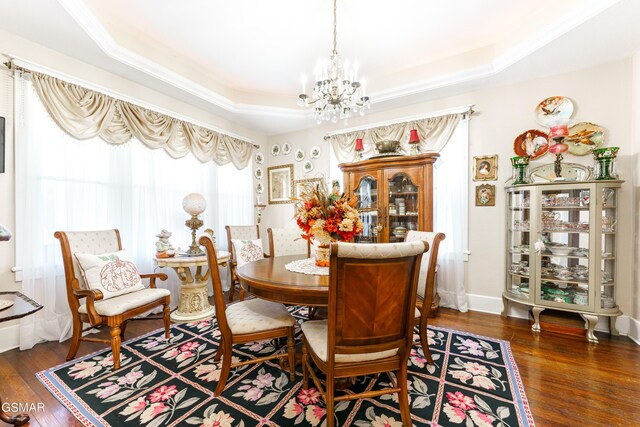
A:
<box><xmin>315</xmin><ymin>244</ymin><xmax>330</xmax><ymax>267</ymax></box>
<box><xmin>593</xmin><ymin>147</ymin><xmax>619</xmax><ymax>180</ymax></box>
<box><xmin>510</xmin><ymin>156</ymin><xmax>530</xmax><ymax>185</ymax></box>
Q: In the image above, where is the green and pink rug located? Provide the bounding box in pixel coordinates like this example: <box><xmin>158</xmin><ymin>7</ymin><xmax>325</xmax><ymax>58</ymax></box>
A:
<box><xmin>38</xmin><ymin>306</ymin><xmax>535</xmax><ymax>426</ymax></box>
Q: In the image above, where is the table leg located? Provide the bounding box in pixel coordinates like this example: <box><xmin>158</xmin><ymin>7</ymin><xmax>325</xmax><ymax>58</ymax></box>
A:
<box><xmin>0</xmin><ymin>396</ymin><xmax>29</xmax><ymax>426</ymax></box>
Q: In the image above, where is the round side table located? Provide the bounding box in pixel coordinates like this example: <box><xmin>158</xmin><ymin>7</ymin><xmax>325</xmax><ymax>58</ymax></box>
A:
<box><xmin>154</xmin><ymin>250</ymin><xmax>229</xmax><ymax>323</ymax></box>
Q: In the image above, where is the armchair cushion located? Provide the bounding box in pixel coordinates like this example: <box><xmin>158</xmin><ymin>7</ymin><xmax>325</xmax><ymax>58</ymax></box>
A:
<box><xmin>74</xmin><ymin>250</ymin><xmax>145</xmax><ymax>299</ymax></box>
<box><xmin>301</xmin><ymin>320</ymin><xmax>398</xmax><ymax>363</ymax></box>
<box><xmin>226</xmin><ymin>299</ymin><xmax>295</xmax><ymax>334</ymax></box>
<box><xmin>78</xmin><ymin>288</ymin><xmax>170</xmax><ymax>316</ymax></box>
<box><xmin>231</xmin><ymin>239</ymin><xmax>264</xmax><ymax>268</ymax></box>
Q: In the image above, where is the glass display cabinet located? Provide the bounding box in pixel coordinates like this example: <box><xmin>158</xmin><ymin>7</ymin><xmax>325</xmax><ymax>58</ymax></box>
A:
<box><xmin>503</xmin><ymin>180</ymin><xmax>623</xmax><ymax>342</ymax></box>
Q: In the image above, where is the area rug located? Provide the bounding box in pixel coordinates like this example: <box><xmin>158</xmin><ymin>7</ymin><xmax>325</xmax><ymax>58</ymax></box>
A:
<box><xmin>37</xmin><ymin>306</ymin><xmax>535</xmax><ymax>426</ymax></box>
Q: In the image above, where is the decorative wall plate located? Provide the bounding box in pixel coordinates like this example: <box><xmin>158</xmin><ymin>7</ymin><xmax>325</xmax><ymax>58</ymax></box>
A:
<box><xmin>535</xmin><ymin>96</ymin><xmax>574</xmax><ymax>126</ymax></box>
<box><xmin>529</xmin><ymin>162</ymin><xmax>592</xmax><ymax>183</ymax></box>
<box><xmin>255</xmin><ymin>152</ymin><xmax>264</xmax><ymax>164</ymax></box>
<box><xmin>254</xmin><ymin>167</ymin><xmax>263</xmax><ymax>180</ymax></box>
<box><xmin>513</xmin><ymin>129</ymin><xmax>549</xmax><ymax>159</ymax></box>
<box><xmin>256</xmin><ymin>182</ymin><xmax>264</xmax><ymax>193</ymax></box>
<box><xmin>565</xmin><ymin>122</ymin><xmax>604</xmax><ymax>155</ymax></box>
<box><xmin>282</xmin><ymin>142</ymin><xmax>292</xmax><ymax>155</ymax></box>
<box><xmin>295</xmin><ymin>148</ymin><xmax>305</xmax><ymax>161</ymax></box>
<box><xmin>310</xmin><ymin>146</ymin><xmax>321</xmax><ymax>159</ymax></box>
<box><xmin>303</xmin><ymin>160</ymin><xmax>314</xmax><ymax>173</ymax></box>
<box><xmin>271</xmin><ymin>144</ymin><xmax>281</xmax><ymax>156</ymax></box>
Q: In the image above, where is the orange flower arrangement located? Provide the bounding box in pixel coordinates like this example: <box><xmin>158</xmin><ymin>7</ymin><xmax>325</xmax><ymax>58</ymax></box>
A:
<box><xmin>294</xmin><ymin>181</ymin><xmax>363</xmax><ymax>246</ymax></box>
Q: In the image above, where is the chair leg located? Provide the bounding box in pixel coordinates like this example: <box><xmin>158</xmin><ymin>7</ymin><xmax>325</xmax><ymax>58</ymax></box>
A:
<box><xmin>66</xmin><ymin>316</ymin><xmax>82</xmax><ymax>361</ymax></box>
<box><xmin>228</xmin><ymin>281</ymin><xmax>236</xmax><ymax>302</ymax></box>
<box><xmin>109</xmin><ymin>326</ymin><xmax>122</xmax><ymax>370</ymax></box>
<box><xmin>287</xmin><ymin>328</ymin><xmax>296</xmax><ymax>381</ymax></box>
<box><xmin>302</xmin><ymin>343</ymin><xmax>309</xmax><ymax>389</ymax></box>
<box><xmin>213</xmin><ymin>338</ymin><xmax>224</xmax><ymax>362</ymax></box>
<box><xmin>238</xmin><ymin>286</ymin><xmax>245</xmax><ymax>301</ymax></box>
<box><xmin>325</xmin><ymin>372</ymin><xmax>335</xmax><ymax>427</ymax></box>
<box><xmin>120</xmin><ymin>320</ymin><xmax>128</xmax><ymax>340</ymax></box>
<box><xmin>419</xmin><ymin>313</ymin><xmax>434</xmax><ymax>365</ymax></box>
<box><xmin>214</xmin><ymin>340</ymin><xmax>233</xmax><ymax>395</ymax></box>
<box><xmin>397</xmin><ymin>367</ymin><xmax>412</xmax><ymax>426</ymax></box>
<box><xmin>163</xmin><ymin>303</ymin><xmax>171</xmax><ymax>339</ymax></box>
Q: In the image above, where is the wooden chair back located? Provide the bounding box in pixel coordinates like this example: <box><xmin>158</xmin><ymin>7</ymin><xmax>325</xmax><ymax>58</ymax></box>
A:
<box><xmin>200</xmin><ymin>234</ymin><xmax>231</xmax><ymax>337</ymax></box>
<box><xmin>225</xmin><ymin>225</ymin><xmax>260</xmax><ymax>262</ymax></box>
<box><xmin>405</xmin><ymin>231</ymin><xmax>446</xmax><ymax>304</ymax></box>
<box><xmin>327</xmin><ymin>241</ymin><xmax>429</xmax><ymax>361</ymax></box>
<box><xmin>267</xmin><ymin>227</ymin><xmax>310</xmax><ymax>257</ymax></box>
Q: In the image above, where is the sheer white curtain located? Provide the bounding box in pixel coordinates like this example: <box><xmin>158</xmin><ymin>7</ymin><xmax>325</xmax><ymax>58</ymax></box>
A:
<box><xmin>15</xmin><ymin>78</ymin><xmax>252</xmax><ymax>350</ymax></box>
<box><xmin>434</xmin><ymin>119</ymin><xmax>469</xmax><ymax>311</ymax></box>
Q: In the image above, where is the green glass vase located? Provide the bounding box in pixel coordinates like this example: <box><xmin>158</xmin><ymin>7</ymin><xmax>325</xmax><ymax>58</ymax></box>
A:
<box><xmin>511</xmin><ymin>156</ymin><xmax>530</xmax><ymax>185</ymax></box>
<box><xmin>593</xmin><ymin>147</ymin><xmax>619</xmax><ymax>180</ymax></box>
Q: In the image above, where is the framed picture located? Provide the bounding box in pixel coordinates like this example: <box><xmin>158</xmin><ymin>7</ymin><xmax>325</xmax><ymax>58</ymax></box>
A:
<box><xmin>473</xmin><ymin>155</ymin><xmax>498</xmax><ymax>181</ymax></box>
<box><xmin>475</xmin><ymin>184</ymin><xmax>495</xmax><ymax>206</ymax></box>
<box><xmin>294</xmin><ymin>178</ymin><xmax>323</xmax><ymax>199</ymax></box>
<box><xmin>267</xmin><ymin>164</ymin><xmax>294</xmax><ymax>204</ymax></box>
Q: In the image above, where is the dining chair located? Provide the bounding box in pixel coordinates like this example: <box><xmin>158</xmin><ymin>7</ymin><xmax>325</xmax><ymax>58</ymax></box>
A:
<box><xmin>301</xmin><ymin>240</ymin><xmax>429</xmax><ymax>427</ymax></box>
<box><xmin>405</xmin><ymin>230</ymin><xmax>446</xmax><ymax>364</ymax></box>
<box><xmin>267</xmin><ymin>227</ymin><xmax>310</xmax><ymax>257</ymax></box>
<box><xmin>54</xmin><ymin>229</ymin><xmax>171</xmax><ymax>370</ymax></box>
<box><xmin>199</xmin><ymin>234</ymin><xmax>296</xmax><ymax>395</ymax></box>
<box><xmin>225</xmin><ymin>225</ymin><xmax>266</xmax><ymax>302</ymax></box>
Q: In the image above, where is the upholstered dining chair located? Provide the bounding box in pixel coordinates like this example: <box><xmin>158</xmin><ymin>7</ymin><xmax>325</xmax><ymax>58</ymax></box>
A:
<box><xmin>405</xmin><ymin>230</ymin><xmax>446</xmax><ymax>364</ymax></box>
<box><xmin>267</xmin><ymin>227</ymin><xmax>310</xmax><ymax>257</ymax></box>
<box><xmin>225</xmin><ymin>225</ymin><xmax>267</xmax><ymax>302</ymax></box>
<box><xmin>55</xmin><ymin>230</ymin><xmax>171</xmax><ymax>370</ymax></box>
<box><xmin>199</xmin><ymin>234</ymin><xmax>296</xmax><ymax>395</ymax></box>
<box><xmin>301</xmin><ymin>240</ymin><xmax>429</xmax><ymax>427</ymax></box>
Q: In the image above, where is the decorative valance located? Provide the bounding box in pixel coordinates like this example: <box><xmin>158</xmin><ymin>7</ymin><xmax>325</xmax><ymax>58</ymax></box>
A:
<box><xmin>329</xmin><ymin>113</ymin><xmax>464</xmax><ymax>163</ymax></box>
<box><xmin>31</xmin><ymin>72</ymin><xmax>254</xmax><ymax>169</ymax></box>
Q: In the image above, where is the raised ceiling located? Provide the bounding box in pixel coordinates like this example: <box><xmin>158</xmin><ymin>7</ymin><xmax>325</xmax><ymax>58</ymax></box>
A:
<box><xmin>1</xmin><ymin>0</ymin><xmax>638</xmax><ymax>135</ymax></box>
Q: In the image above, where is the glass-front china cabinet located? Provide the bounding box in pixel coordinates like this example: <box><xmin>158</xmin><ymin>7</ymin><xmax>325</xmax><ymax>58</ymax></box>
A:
<box><xmin>503</xmin><ymin>181</ymin><xmax>623</xmax><ymax>342</ymax></box>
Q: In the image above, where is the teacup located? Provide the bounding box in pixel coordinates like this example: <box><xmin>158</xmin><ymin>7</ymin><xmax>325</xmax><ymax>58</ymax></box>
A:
<box><xmin>602</xmin><ymin>216</ymin><xmax>617</xmax><ymax>232</ymax></box>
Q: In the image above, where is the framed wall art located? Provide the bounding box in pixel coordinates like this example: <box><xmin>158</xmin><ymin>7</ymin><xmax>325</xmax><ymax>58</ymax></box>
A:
<box><xmin>267</xmin><ymin>164</ymin><xmax>294</xmax><ymax>204</ymax></box>
<box><xmin>475</xmin><ymin>184</ymin><xmax>495</xmax><ymax>206</ymax></box>
<box><xmin>473</xmin><ymin>154</ymin><xmax>498</xmax><ymax>181</ymax></box>
<box><xmin>294</xmin><ymin>177</ymin><xmax>323</xmax><ymax>199</ymax></box>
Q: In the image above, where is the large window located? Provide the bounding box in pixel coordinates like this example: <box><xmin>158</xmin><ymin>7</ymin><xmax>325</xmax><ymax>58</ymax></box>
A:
<box><xmin>15</xmin><ymin>78</ymin><xmax>252</xmax><ymax>348</ymax></box>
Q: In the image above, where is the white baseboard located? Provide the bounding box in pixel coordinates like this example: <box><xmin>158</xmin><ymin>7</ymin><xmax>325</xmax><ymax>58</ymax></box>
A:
<box><xmin>466</xmin><ymin>293</ymin><xmax>638</xmax><ymax>345</ymax></box>
<box><xmin>0</xmin><ymin>323</ymin><xmax>20</xmax><ymax>353</ymax></box>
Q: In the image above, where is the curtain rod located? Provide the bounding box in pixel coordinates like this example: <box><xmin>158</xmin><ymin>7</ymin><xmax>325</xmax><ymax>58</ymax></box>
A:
<box><xmin>324</xmin><ymin>104</ymin><xmax>474</xmax><ymax>138</ymax></box>
<box><xmin>2</xmin><ymin>57</ymin><xmax>259</xmax><ymax>149</ymax></box>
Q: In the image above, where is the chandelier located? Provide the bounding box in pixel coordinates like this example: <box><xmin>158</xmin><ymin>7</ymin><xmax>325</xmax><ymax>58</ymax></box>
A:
<box><xmin>297</xmin><ymin>0</ymin><xmax>370</xmax><ymax>123</ymax></box>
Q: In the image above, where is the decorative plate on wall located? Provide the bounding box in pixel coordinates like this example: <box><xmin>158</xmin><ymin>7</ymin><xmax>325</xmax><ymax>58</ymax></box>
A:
<box><xmin>282</xmin><ymin>142</ymin><xmax>292</xmax><ymax>155</ymax></box>
<box><xmin>295</xmin><ymin>148</ymin><xmax>305</xmax><ymax>161</ymax></box>
<box><xmin>303</xmin><ymin>160</ymin><xmax>314</xmax><ymax>173</ymax></box>
<box><xmin>513</xmin><ymin>129</ymin><xmax>549</xmax><ymax>159</ymax></box>
<box><xmin>271</xmin><ymin>144</ymin><xmax>281</xmax><ymax>156</ymax></box>
<box><xmin>534</xmin><ymin>96</ymin><xmax>574</xmax><ymax>127</ymax></box>
<box><xmin>310</xmin><ymin>146</ymin><xmax>321</xmax><ymax>159</ymax></box>
<box><xmin>255</xmin><ymin>152</ymin><xmax>264</xmax><ymax>164</ymax></box>
<box><xmin>565</xmin><ymin>122</ymin><xmax>604</xmax><ymax>155</ymax></box>
<box><xmin>256</xmin><ymin>182</ymin><xmax>264</xmax><ymax>193</ymax></box>
<box><xmin>254</xmin><ymin>167</ymin><xmax>263</xmax><ymax>180</ymax></box>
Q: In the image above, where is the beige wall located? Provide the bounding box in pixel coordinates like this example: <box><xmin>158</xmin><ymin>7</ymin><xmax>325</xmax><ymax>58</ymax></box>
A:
<box><xmin>260</xmin><ymin>59</ymin><xmax>638</xmax><ymax>326</ymax></box>
<box><xmin>632</xmin><ymin>53</ymin><xmax>640</xmax><ymax>325</ymax></box>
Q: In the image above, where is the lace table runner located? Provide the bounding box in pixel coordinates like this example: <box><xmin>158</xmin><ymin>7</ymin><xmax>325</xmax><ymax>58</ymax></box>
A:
<box><xmin>284</xmin><ymin>257</ymin><xmax>329</xmax><ymax>276</ymax></box>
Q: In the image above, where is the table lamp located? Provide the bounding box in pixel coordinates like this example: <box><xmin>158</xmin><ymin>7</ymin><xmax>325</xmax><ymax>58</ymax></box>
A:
<box><xmin>354</xmin><ymin>137</ymin><xmax>364</xmax><ymax>161</ymax></box>
<box><xmin>182</xmin><ymin>193</ymin><xmax>206</xmax><ymax>256</ymax></box>
<box><xmin>408</xmin><ymin>129</ymin><xmax>420</xmax><ymax>155</ymax></box>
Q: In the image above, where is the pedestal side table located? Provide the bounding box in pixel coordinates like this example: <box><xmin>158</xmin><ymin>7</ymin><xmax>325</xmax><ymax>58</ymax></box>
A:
<box><xmin>155</xmin><ymin>250</ymin><xmax>229</xmax><ymax>323</ymax></box>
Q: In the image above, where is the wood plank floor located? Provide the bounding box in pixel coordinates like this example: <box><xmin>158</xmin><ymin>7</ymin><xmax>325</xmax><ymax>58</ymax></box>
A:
<box><xmin>1</xmin><ymin>304</ymin><xmax>638</xmax><ymax>427</ymax></box>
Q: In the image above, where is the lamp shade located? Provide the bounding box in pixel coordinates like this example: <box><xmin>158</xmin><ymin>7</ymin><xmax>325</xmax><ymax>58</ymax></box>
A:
<box><xmin>182</xmin><ymin>193</ymin><xmax>207</xmax><ymax>216</ymax></box>
<box><xmin>355</xmin><ymin>138</ymin><xmax>364</xmax><ymax>151</ymax></box>
<box><xmin>549</xmin><ymin>142</ymin><xmax>569</xmax><ymax>155</ymax></box>
<box><xmin>409</xmin><ymin>129</ymin><xmax>420</xmax><ymax>144</ymax></box>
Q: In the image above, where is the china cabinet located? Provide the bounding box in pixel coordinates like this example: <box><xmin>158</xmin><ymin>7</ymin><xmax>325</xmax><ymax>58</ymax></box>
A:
<box><xmin>502</xmin><ymin>180</ymin><xmax>623</xmax><ymax>342</ymax></box>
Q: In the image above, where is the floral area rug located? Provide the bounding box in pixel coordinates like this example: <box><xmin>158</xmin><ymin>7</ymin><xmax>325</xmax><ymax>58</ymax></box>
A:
<box><xmin>37</xmin><ymin>306</ymin><xmax>535</xmax><ymax>427</ymax></box>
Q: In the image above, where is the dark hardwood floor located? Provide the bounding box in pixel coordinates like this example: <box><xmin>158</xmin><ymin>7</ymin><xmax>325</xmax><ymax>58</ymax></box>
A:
<box><xmin>1</xmin><ymin>301</ymin><xmax>638</xmax><ymax>427</ymax></box>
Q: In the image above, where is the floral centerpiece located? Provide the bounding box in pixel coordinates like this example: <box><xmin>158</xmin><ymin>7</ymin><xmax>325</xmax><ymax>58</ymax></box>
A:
<box><xmin>294</xmin><ymin>181</ymin><xmax>363</xmax><ymax>266</ymax></box>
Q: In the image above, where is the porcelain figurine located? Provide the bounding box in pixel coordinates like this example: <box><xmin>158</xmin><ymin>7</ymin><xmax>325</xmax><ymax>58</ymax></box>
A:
<box><xmin>155</xmin><ymin>229</ymin><xmax>176</xmax><ymax>258</ymax></box>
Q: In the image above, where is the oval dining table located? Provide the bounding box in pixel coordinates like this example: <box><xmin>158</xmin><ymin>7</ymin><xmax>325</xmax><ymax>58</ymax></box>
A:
<box><xmin>236</xmin><ymin>255</ymin><xmax>329</xmax><ymax>306</ymax></box>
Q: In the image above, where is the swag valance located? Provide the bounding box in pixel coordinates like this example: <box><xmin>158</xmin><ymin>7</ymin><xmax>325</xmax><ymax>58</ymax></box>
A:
<box><xmin>329</xmin><ymin>113</ymin><xmax>464</xmax><ymax>163</ymax></box>
<box><xmin>31</xmin><ymin>72</ymin><xmax>254</xmax><ymax>169</ymax></box>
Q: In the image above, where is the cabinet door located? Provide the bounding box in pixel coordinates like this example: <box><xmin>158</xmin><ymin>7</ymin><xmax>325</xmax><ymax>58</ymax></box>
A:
<box><xmin>383</xmin><ymin>167</ymin><xmax>425</xmax><ymax>243</ymax></box>
<box><xmin>597</xmin><ymin>185</ymin><xmax>618</xmax><ymax>314</ymax></box>
<box><xmin>506</xmin><ymin>188</ymin><xmax>534</xmax><ymax>304</ymax></box>
<box><xmin>350</xmin><ymin>171</ymin><xmax>383</xmax><ymax>243</ymax></box>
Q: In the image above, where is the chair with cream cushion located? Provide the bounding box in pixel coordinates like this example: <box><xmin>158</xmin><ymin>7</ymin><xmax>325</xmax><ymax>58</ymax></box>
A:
<box><xmin>225</xmin><ymin>225</ymin><xmax>267</xmax><ymax>302</ymax></box>
<box><xmin>267</xmin><ymin>228</ymin><xmax>310</xmax><ymax>257</ymax></box>
<box><xmin>301</xmin><ymin>240</ymin><xmax>429</xmax><ymax>427</ymax></box>
<box><xmin>55</xmin><ymin>230</ymin><xmax>170</xmax><ymax>370</ymax></box>
<box><xmin>405</xmin><ymin>230</ymin><xmax>446</xmax><ymax>364</ymax></box>
<box><xmin>199</xmin><ymin>234</ymin><xmax>296</xmax><ymax>395</ymax></box>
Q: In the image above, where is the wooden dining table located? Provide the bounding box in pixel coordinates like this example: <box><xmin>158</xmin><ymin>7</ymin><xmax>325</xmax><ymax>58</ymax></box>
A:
<box><xmin>236</xmin><ymin>255</ymin><xmax>329</xmax><ymax>306</ymax></box>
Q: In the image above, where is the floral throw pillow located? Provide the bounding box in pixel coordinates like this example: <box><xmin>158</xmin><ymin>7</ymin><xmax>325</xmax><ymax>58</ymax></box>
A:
<box><xmin>74</xmin><ymin>250</ymin><xmax>145</xmax><ymax>299</ymax></box>
<box><xmin>231</xmin><ymin>239</ymin><xmax>264</xmax><ymax>268</ymax></box>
